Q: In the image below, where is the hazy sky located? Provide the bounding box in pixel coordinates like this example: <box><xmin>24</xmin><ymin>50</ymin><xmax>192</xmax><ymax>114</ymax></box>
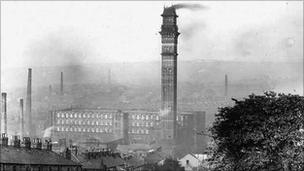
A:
<box><xmin>1</xmin><ymin>1</ymin><xmax>303</xmax><ymax>68</ymax></box>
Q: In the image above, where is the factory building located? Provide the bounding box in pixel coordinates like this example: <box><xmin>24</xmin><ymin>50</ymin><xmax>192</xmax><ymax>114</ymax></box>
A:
<box><xmin>50</xmin><ymin>108</ymin><xmax>206</xmax><ymax>155</ymax></box>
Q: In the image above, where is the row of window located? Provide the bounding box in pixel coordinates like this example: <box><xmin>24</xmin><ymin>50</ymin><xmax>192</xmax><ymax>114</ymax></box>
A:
<box><xmin>57</xmin><ymin>119</ymin><xmax>112</xmax><ymax>126</ymax></box>
<box><xmin>56</xmin><ymin>112</ymin><xmax>114</xmax><ymax>119</ymax></box>
<box><xmin>131</xmin><ymin>129</ymin><xmax>149</xmax><ymax>134</ymax></box>
<box><xmin>131</xmin><ymin>121</ymin><xmax>154</xmax><ymax>127</ymax></box>
<box><xmin>131</xmin><ymin>114</ymin><xmax>160</xmax><ymax>121</ymax></box>
<box><xmin>56</xmin><ymin>126</ymin><xmax>113</xmax><ymax>133</ymax></box>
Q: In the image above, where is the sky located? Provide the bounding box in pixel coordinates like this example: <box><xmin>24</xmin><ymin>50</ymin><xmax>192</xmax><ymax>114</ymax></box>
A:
<box><xmin>1</xmin><ymin>1</ymin><xmax>303</xmax><ymax>69</ymax></box>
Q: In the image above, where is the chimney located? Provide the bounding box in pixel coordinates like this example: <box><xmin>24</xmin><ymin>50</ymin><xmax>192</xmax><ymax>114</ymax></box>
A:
<box><xmin>26</xmin><ymin>68</ymin><xmax>32</xmax><ymax>137</ymax></box>
<box><xmin>35</xmin><ymin>138</ymin><xmax>42</xmax><ymax>150</ymax></box>
<box><xmin>19</xmin><ymin>99</ymin><xmax>24</xmax><ymax>138</ymax></box>
<box><xmin>49</xmin><ymin>85</ymin><xmax>52</xmax><ymax>96</ymax></box>
<box><xmin>2</xmin><ymin>93</ymin><xmax>7</xmax><ymax>134</ymax></box>
<box><xmin>23</xmin><ymin>137</ymin><xmax>31</xmax><ymax>149</ymax></box>
<box><xmin>225</xmin><ymin>74</ymin><xmax>228</xmax><ymax>97</ymax></box>
<box><xmin>60</xmin><ymin>72</ymin><xmax>63</xmax><ymax>95</ymax></box>
<box><xmin>108</xmin><ymin>69</ymin><xmax>111</xmax><ymax>87</ymax></box>
<box><xmin>1</xmin><ymin>133</ymin><xmax>8</xmax><ymax>146</ymax></box>
<box><xmin>13</xmin><ymin>135</ymin><xmax>21</xmax><ymax>148</ymax></box>
<box><xmin>122</xmin><ymin>112</ymin><xmax>129</xmax><ymax>145</ymax></box>
<box><xmin>66</xmin><ymin>148</ymin><xmax>71</xmax><ymax>160</ymax></box>
<box><xmin>46</xmin><ymin>139</ymin><xmax>52</xmax><ymax>151</ymax></box>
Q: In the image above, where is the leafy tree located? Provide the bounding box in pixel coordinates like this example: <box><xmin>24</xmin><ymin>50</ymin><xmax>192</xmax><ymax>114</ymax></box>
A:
<box><xmin>209</xmin><ymin>92</ymin><xmax>304</xmax><ymax>171</ymax></box>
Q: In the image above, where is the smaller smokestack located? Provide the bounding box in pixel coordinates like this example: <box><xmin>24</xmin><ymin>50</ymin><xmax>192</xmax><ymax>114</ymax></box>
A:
<box><xmin>26</xmin><ymin>68</ymin><xmax>32</xmax><ymax>137</ymax></box>
<box><xmin>19</xmin><ymin>99</ymin><xmax>24</xmax><ymax>138</ymax></box>
<box><xmin>2</xmin><ymin>92</ymin><xmax>7</xmax><ymax>134</ymax></box>
<box><xmin>60</xmin><ymin>72</ymin><xmax>63</xmax><ymax>95</ymax></box>
<box><xmin>108</xmin><ymin>69</ymin><xmax>111</xmax><ymax>87</ymax></box>
<box><xmin>225</xmin><ymin>74</ymin><xmax>228</xmax><ymax>97</ymax></box>
<box><xmin>23</xmin><ymin>137</ymin><xmax>31</xmax><ymax>149</ymax></box>
<box><xmin>49</xmin><ymin>85</ymin><xmax>52</xmax><ymax>96</ymax></box>
<box><xmin>13</xmin><ymin>135</ymin><xmax>21</xmax><ymax>148</ymax></box>
<box><xmin>1</xmin><ymin>133</ymin><xmax>8</xmax><ymax>146</ymax></box>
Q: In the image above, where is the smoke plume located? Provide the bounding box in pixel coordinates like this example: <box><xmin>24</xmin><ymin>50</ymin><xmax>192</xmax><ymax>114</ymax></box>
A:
<box><xmin>173</xmin><ymin>3</ymin><xmax>208</xmax><ymax>11</ymax></box>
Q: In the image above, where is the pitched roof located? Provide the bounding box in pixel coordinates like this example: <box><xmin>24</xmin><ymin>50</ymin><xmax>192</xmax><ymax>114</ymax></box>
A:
<box><xmin>145</xmin><ymin>151</ymin><xmax>167</xmax><ymax>164</ymax></box>
<box><xmin>74</xmin><ymin>153</ymin><xmax>125</xmax><ymax>169</ymax></box>
<box><xmin>0</xmin><ymin>146</ymin><xmax>81</xmax><ymax>166</ymax></box>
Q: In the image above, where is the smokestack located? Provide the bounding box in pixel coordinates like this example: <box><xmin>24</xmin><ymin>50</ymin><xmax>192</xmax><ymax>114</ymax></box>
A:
<box><xmin>60</xmin><ymin>72</ymin><xmax>63</xmax><ymax>95</ymax></box>
<box><xmin>225</xmin><ymin>74</ymin><xmax>228</xmax><ymax>97</ymax></box>
<box><xmin>49</xmin><ymin>85</ymin><xmax>52</xmax><ymax>96</ymax></box>
<box><xmin>19</xmin><ymin>99</ymin><xmax>24</xmax><ymax>138</ymax></box>
<box><xmin>108</xmin><ymin>69</ymin><xmax>111</xmax><ymax>87</ymax></box>
<box><xmin>122</xmin><ymin>112</ymin><xmax>129</xmax><ymax>145</ymax></box>
<box><xmin>26</xmin><ymin>68</ymin><xmax>32</xmax><ymax>137</ymax></box>
<box><xmin>2</xmin><ymin>92</ymin><xmax>7</xmax><ymax>135</ymax></box>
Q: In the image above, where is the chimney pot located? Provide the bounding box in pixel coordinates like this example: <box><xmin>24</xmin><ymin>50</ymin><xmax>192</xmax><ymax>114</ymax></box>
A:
<box><xmin>46</xmin><ymin>139</ymin><xmax>52</xmax><ymax>151</ymax></box>
<box><xmin>1</xmin><ymin>133</ymin><xmax>8</xmax><ymax>146</ymax></box>
<box><xmin>13</xmin><ymin>135</ymin><xmax>21</xmax><ymax>148</ymax></box>
<box><xmin>66</xmin><ymin>148</ymin><xmax>71</xmax><ymax>160</ymax></box>
<box><xmin>35</xmin><ymin>138</ymin><xmax>42</xmax><ymax>150</ymax></box>
<box><xmin>23</xmin><ymin>137</ymin><xmax>31</xmax><ymax>149</ymax></box>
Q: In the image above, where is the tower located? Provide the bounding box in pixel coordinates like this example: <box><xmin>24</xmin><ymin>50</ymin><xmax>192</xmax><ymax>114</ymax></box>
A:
<box><xmin>160</xmin><ymin>6</ymin><xmax>179</xmax><ymax>140</ymax></box>
<box><xmin>60</xmin><ymin>72</ymin><xmax>63</xmax><ymax>95</ymax></box>
<box><xmin>26</xmin><ymin>68</ymin><xmax>32</xmax><ymax>137</ymax></box>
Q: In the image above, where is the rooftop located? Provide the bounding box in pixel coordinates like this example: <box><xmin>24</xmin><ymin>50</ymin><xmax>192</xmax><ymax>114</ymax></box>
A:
<box><xmin>0</xmin><ymin>146</ymin><xmax>81</xmax><ymax>166</ymax></box>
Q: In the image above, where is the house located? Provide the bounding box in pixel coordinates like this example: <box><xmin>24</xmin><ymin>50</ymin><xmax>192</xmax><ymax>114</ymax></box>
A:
<box><xmin>72</xmin><ymin>150</ymin><xmax>125</xmax><ymax>171</ymax></box>
<box><xmin>179</xmin><ymin>153</ymin><xmax>209</xmax><ymax>171</ymax></box>
<box><xmin>0</xmin><ymin>135</ymin><xmax>82</xmax><ymax>171</ymax></box>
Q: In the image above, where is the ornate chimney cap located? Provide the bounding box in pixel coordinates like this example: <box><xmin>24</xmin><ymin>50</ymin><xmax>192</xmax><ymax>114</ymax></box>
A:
<box><xmin>162</xmin><ymin>6</ymin><xmax>177</xmax><ymax>17</ymax></box>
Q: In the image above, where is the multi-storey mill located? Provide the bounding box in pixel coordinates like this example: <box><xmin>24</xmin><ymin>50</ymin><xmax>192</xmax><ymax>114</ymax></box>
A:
<box><xmin>159</xmin><ymin>6</ymin><xmax>179</xmax><ymax>141</ymax></box>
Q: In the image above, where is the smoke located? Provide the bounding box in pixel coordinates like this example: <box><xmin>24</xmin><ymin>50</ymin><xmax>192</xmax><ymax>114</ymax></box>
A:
<box><xmin>42</xmin><ymin>126</ymin><xmax>55</xmax><ymax>138</ymax></box>
<box><xmin>173</xmin><ymin>3</ymin><xmax>208</xmax><ymax>11</ymax></box>
<box><xmin>25</xmin><ymin>30</ymin><xmax>93</xmax><ymax>67</ymax></box>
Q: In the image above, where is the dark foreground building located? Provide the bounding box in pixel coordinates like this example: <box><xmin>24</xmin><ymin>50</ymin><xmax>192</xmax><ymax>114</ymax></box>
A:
<box><xmin>0</xmin><ymin>135</ymin><xmax>81</xmax><ymax>171</ymax></box>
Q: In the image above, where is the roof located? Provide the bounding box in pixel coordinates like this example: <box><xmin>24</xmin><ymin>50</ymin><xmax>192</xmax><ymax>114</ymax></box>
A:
<box><xmin>117</xmin><ymin>144</ymin><xmax>151</xmax><ymax>153</ymax></box>
<box><xmin>74</xmin><ymin>152</ymin><xmax>125</xmax><ymax>169</ymax></box>
<box><xmin>125</xmin><ymin>157</ymin><xmax>145</xmax><ymax>168</ymax></box>
<box><xmin>162</xmin><ymin>6</ymin><xmax>177</xmax><ymax>17</ymax></box>
<box><xmin>144</xmin><ymin>151</ymin><xmax>167</xmax><ymax>164</ymax></box>
<box><xmin>180</xmin><ymin>153</ymin><xmax>209</xmax><ymax>162</ymax></box>
<box><xmin>0</xmin><ymin>146</ymin><xmax>81</xmax><ymax>166</ymax></box>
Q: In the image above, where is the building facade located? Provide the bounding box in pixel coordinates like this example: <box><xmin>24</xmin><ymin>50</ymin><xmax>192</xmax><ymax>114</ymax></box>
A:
<box><xmin>50</xmin><ymin>108</ymin><xmax>206</xmax><ymax>152</ymax></box>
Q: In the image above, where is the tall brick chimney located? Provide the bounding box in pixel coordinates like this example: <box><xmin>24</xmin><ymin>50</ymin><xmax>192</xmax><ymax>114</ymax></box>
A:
<box><xmin>20</xmin><ymin>99</ymin><xmax>24</xmax><ymax>138</ymax></box>
<box><xmin>2</xmin><ymin>92</ymin><xmax>7</xmax><ymax>135</ymax></box>
<box><xmin>225</xmin><ymin>74</ymin><xmax>228</xmax><ymax>97</ymax></box>
<box><xmin>160</xmin><ymin>6</ymin><xmax>179</xmax><ymax>140</ymax></box>
<box><xmin>26</xmin><ymin>68</ymin><xmax>32</xmax><ymax>137</ymax></box>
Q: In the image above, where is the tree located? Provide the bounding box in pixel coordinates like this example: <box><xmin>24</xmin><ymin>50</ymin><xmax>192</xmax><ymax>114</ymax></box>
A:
<box><xmin>209</xmin><ymin>92</ymin><xmax>304</xmax><ymax>171</ymax></box>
